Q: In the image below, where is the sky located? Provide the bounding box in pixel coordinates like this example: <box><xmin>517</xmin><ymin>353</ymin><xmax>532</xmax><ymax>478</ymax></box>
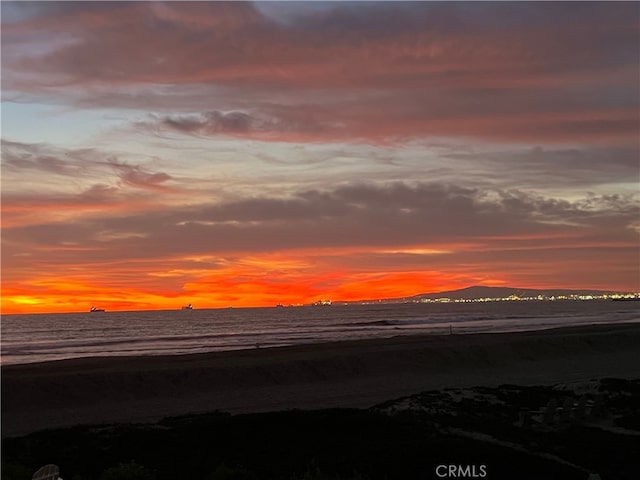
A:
<box><xmin>1</xmin><ymin>1</ymin><xmax>639</xmax><ymax>313</ymax></box>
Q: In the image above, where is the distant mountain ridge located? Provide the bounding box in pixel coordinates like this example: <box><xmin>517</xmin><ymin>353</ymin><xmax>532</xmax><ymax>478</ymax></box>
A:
<box><xmin>407</xmin><ymin>285</ymin><xmax>623</xmax><ymax>301</ymax></box>
<box><xmin>342</xmin><ymin>285</ymin><xmax>629</xmax><ymax>304</ymax></box>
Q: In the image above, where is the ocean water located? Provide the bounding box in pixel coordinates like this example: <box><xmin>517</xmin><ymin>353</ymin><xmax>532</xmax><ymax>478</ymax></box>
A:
<box><xmin>2</xmin><ymin>300</ymin><xmax>638</xmax><ymax>365</ymax></box>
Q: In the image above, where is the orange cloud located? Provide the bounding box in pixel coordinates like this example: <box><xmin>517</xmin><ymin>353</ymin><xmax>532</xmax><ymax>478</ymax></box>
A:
<box><xmin>5</xmin><ymin>237</ymin><xmax>637</xmax><ymax>314</ymax></box>
<box><xmin>0</xmin><ymin>265</ymin><xmax>475</xmax><ymax>314</ymax></box>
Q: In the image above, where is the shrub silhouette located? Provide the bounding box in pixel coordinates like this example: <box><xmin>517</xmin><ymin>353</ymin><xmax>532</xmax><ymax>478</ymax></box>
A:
<box><xmin>98</xmin><ymin>461</ymin><xmax>155</xmax><ymax>480</ymax></box>
<box><xmin>206</xmin><ymin>464</ymin><xmax>257</xmax><ymax>480</ymax></box>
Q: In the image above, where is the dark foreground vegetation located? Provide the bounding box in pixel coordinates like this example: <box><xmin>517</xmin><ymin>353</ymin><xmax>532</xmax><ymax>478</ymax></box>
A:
<box><xmin>3</xmin><ymin>379</ymin><xmax>639</xmax><ymax>480</ymax></box>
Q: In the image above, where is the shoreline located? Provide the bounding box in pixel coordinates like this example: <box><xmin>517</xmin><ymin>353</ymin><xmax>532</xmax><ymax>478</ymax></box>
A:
<box><xmin>3</xmin><ymin>319</ymin><xmax>639</xmax><ymax>368</ymax></box>
<box><xmin>3</xmin><ymin>322</ymin><xmax>640</xmax><ymax>436</ymax></box>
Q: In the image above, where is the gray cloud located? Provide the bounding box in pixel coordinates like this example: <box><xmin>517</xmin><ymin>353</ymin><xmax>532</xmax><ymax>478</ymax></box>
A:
<box><xmin>441</xmin><ymin>144</ymin><xmax>640</xmax><ymax>191</ymax></box>
<box><xmin>138</xmin><ymin>107</ymin><xmax>339</xmax><ymax>140</ymax></box>
<box><xmin>1</xmin><ymin>139</ymin><xmax>90</xmax><ymax>177</ymax></box>
<box><xmin>3</xmin><ymin>2</ymin><xmax>638</xmax><ymax>147</ymax></box>
<box><xmin>4</xmin><ymin>182</ymin><xmax>637</xmax><ymax>264</ymax></box>
<box><xmin>1</xmin><ymin>140</ymin><xmax>174</xmax><ymax>193</ymax></box>
<box><xmin>106</xmin><ymin>159</ymin><xmax>173</xmax><ymax>190</ymax></box>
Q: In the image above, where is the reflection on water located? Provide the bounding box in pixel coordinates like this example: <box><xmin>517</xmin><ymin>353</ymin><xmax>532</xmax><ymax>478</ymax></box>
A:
<box><xmin>2</xmin><ymin>300</ymin><xmax>638</xmax><ymax>365</ymax></box>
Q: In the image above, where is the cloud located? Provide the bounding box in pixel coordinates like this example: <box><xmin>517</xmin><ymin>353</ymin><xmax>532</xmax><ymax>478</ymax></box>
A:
<box><xmin>4</xmin><ymin>181</ymin><xmax>637</xmax><ymax>261</ymax></box>
<box><xmin>2</xmin><ymin>139</ymin><xmax>175</xmax><ymax>191</ymax></box>
<box><xmin>442</xmin><ymin>144</ymin><xmax>640</xmax><ymax>190</ymax></box>
<box><xmin>3</xmin><ymin>179</ymin><xmax>638</xmax><ymax>310</ymax></box>
<box><xmin>106</xmin><ymin>159</ymin><xmax>173</xmax><ymax>191</ymax></box>
<box><xmin>1</xmin><ymin>139</ymin><xmax>91</xmax><ymax>176</ymax></box>
<box><xmin>141</xmin><ymin>109</ymin><xmax>334</xmax><ymax>139</ymax></box>
<box><xmin>2</xmin><ymin>2</ymin><xmax>638</xmax><ymax>145</ymax></box>
<box><xmin>131</xmin><ymin>101</ymin><xmax>639</xmax><ymax>145</ymax></box>
<box><xmin>1</xmin><ymin>141</ymin><xmax>179</xmax><ymax>229</ymax></box>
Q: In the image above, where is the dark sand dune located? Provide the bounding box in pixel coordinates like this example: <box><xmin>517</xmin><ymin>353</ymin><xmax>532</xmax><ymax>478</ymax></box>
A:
<box><xmin>3</xmin><ymin>323</ymin><xmax>640</xmax><ymax>436</ymax></box>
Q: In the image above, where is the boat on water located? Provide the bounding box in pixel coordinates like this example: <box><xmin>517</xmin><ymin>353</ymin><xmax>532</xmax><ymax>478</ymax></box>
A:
<box><xmin>90</xmin><ymin>306</ymin><xmax>105</xmax><ymax>312</ymax></box>
<box><xmin>181</xmin><ymin>303</ymin><xmax>193</xmax><ymax>310</ymax></box>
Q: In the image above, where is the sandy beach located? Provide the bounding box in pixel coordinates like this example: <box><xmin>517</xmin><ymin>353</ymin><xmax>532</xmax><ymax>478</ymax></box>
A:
<box><xmin>3</xmin><ymin>323</ymin><xmax>640</xmax><ymax>437</ymax></box>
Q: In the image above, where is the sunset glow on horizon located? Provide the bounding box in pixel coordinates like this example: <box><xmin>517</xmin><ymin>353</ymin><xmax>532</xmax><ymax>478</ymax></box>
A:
<box><xmin>2</xmin><ymin>1</ymin><xmax>639</xmax><ymax>314</ymax></box>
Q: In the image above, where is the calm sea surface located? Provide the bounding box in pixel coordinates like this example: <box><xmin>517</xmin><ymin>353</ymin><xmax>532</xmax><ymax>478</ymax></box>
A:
<box><xmin>2</xmin><ymin>300</ymin><xmax>638</xmax><ymax>365</ymax></box>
